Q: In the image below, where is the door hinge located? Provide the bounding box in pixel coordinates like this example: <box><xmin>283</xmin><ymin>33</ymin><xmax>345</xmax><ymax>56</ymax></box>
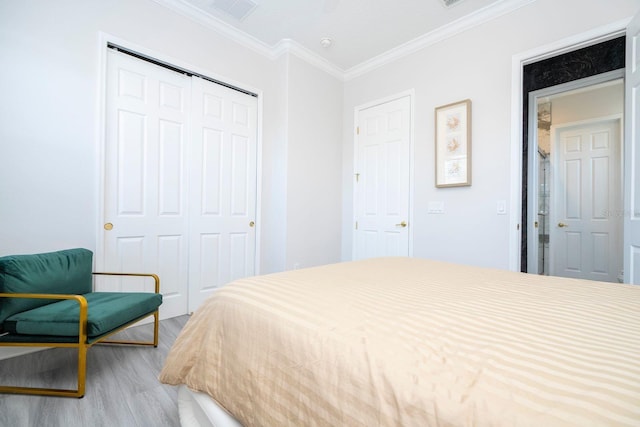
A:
<box><xmin>356</xmin><ymin>126</ymin><xmax>360</xmax><ymax>135</ymax></box>
<box><xmin>355</xmin><ymin>221</ymin><xmax>358</xmax><ymax>230</ymax></box>
<box><xmin>355</xmin><ymin>173</ymin><xmax>360</xmax><ymax>182</ymax></box>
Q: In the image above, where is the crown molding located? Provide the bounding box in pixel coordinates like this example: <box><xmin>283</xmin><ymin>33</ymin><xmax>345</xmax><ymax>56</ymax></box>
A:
<box><xmin>273</xmin><ymin>39</ymin><xmax>346</xmax><ymax>80</ymax></box>
<box><xmin>151</xmin><ymin>0</ymin><xmax>275</xmax><ymax>58</ymax></box>
<box><xmin>152</xmin><ymin>0</ymin><xmax>346</xmax><ymax>80</ymax></box>
<box><xmin>152</xmin><ymin>0</ymin><xmax>536</xmax><ymax>82</ymax></box>
<box><xmin>343</xmin><ymin>0</ymin><xmax>536</xmax><ymax>81</ymax></box>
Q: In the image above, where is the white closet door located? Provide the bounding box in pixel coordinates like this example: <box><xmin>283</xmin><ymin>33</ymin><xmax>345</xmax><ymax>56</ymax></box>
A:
<box><xmin>103</xmin><ymin>49</ymin><xmax>190</xmax><ymax>319</ymax></box>
<box><xmin>188</xmin><ymin>77</ymin><xmax>258</xmax><ymax>312</ymax></box>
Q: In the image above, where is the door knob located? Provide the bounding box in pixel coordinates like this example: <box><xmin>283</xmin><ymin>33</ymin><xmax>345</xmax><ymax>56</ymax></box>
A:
<box><xmin>249</xmin><ymin>221</ymin><xmax>255</xmax><ymax>227</ymax></box>
<box><xmin>396</xmin><ymin>221</ymin><xmax>407</xmax><ymax>228</ymax></box>
<box><xmin>558</xmin><ymin>222</ymin><xmax>568</xmax><ymax>228</ymax></box>
<box><xmin>104</xmin><ymin>223</ymin><xmax>113</xmax><ymax>231</ymax></box>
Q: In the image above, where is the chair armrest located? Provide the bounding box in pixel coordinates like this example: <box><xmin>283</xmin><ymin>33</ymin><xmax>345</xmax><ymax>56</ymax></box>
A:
<box><xmin>92</xmin><ymin>272</ymin><xmax>160</xmax><ymax>293</ymax></box>
<box><xmin>0</xmin><ymin>292</ymin><xmax>87</xmax><ymax>305</ymax></box>
<box><xmin>0</xmin><ymin>293</ymin><xmax>89</xmax><ymax>340</ymax></box>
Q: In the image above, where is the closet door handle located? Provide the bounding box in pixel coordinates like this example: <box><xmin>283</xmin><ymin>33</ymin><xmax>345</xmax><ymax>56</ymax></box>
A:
<box><xmin>558</xmin><ymin>222</ymin><xmax>568</xmax><ymax>228</ymax></box>
<box><xmin>396</xmin><ymin>221</ymin><xmax>407</xmax><ymax>228</ymax></box>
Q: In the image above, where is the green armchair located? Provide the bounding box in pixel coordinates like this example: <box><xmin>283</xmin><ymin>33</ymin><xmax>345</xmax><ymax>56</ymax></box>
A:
<box><xmin>0</xmin><ymin>248</ymin><xmax>162</xmax><ymax>398</ymax></box>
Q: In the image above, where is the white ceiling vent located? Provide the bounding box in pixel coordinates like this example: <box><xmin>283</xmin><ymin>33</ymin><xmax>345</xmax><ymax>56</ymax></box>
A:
<box><xmin>441</xmin><ymin>0</ymin><xmax>465</xmax><ymax>7</ymax></box>
<box><xmin>211</xmin><ymin>0</ymin><xmax>258</xmax><ymax>21</ymax></box>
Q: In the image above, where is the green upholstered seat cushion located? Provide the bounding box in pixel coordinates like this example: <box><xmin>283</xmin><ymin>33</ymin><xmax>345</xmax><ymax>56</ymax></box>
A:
<box><xmin>2</xmin><ymin>292</ymin><xmax>162</xmax><ymax>338</ymax></box>
<box><xmin>0</xmin><ymin>248</ymin><xmax>93</xmax><ymax>324</ymax></box>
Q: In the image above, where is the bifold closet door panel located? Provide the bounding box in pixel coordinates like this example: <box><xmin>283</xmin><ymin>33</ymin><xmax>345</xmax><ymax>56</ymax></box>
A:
<box><xmin>187</xmin><ymin>76</ymin><xmax>258</xmax><ymax>313</ymax></box>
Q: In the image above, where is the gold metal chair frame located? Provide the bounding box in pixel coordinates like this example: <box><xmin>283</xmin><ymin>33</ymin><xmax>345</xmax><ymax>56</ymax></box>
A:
<box><xmin>0</xmin><ymin>272</ymin><xmax>160</xmax><ymax>398</ymax></box>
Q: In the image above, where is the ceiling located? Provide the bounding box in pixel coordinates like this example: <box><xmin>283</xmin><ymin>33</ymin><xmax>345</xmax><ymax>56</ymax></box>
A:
<box><xmin>154</xmin><ymin>0</ymin><xmax>532</xmax><ymax>77</ymax></box>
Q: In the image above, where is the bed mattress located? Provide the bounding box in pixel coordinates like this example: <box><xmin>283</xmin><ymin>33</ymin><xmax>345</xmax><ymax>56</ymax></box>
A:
<box><xmin>159</xmin><ymin>257</ymin><xmax>640</xmax><ymax>426</ymax></box>
<box><xmin>177</xmin><ymin>384</ymin><xmax>242</xmax><ymax>427</ymax></box>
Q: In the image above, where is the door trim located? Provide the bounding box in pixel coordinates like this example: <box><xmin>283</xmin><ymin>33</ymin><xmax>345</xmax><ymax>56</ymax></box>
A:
<box><xmin>509</xmin><ymin>18</ymin><xmax>631</xmax><ymax>272</ymax></box>
<box><xmin>352</xmin><ymin>90</ymin><xmax>415</xmax><ymax>260</ymax></box>
<box><xmin>96</xmin><ymin>32</ymin><xmax>264</xmax><ymax>275</ymax></box>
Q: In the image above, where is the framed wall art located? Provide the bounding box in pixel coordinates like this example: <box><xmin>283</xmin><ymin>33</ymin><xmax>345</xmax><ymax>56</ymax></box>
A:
<box><xmin>435</xmin><ymin>99</ymin><xmax>471</xmax><ymax>187</ymax></box>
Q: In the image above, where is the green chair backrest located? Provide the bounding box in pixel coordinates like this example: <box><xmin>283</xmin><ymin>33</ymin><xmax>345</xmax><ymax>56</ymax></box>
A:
<box><xmin>0</xmin><ymin>248</ymin><xmax>93</xmax><ymax>325</ymax></box>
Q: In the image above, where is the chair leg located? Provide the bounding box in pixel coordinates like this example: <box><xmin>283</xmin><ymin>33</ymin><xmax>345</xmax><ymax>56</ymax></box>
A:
<box><xmin>77</xmin><ymin>344</ymin><xmax>87</xmax><ymax>398</ymax></box>
<box><xmin>153</xmin><ymin>310</ymin><xmax>159</xmax><ymax>347</ymax></box>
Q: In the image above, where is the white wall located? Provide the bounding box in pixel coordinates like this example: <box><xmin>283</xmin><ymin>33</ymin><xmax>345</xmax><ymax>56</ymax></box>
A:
<box><xmin>341</xmin><ymin>0</ymin><xmax>638</xmax><ymax>269</ymax></box>
<box><xmin>285</xmin><ymin>55</ymin><xmax>343</xmax><ymax>270</ymax></box>
<box><xmin>0</xmin><ymin>0</ymin><xmax>343</xmax><ymax>275</ymax></box>
<box><xmin>260</xmin><ymin>54</ymin><xmax>290</xmax><ymax>273</ymax></box>
<box><xmin>551</xmin><ymin>82</ymin><xmax>624</xmax><ymax>126</ymax></box>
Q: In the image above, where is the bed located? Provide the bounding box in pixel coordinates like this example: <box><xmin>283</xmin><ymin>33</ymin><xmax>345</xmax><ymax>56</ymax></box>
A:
<box><xmin>159</xmin><ymin>257</ymin><xmax>640</xmax><ymax>426</ymax></box>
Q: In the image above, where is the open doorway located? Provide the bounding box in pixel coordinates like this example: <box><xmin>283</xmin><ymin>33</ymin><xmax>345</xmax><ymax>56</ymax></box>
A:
<box><xmin>529</xmin><ymin>78</ymin><xmax>624</xmax><ymax>282</ymax></box>
<box><xmin>519</xmin><ymin>35</ymin><xmax>625</xmax><ymax>277</ymax></box>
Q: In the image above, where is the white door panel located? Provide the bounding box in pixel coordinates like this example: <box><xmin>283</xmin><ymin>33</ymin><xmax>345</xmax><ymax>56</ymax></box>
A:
<box><xmin>104</xmin><ymin>49</ymin><xmax>190</xmax><ymax>318</ymax></box>
<box><xmin>625</xmin><ymin>11</ymin><xmax>640</xmax><ymax>284</ymax></box>
<box><xmin>188</xmin><ymin>77</ymin><xmax>257</xmax><ymax>312</ymax></box>
<box><xmin>355</xmin><ymin>95</ymin><xmax>411</xmax><ymax>259</ymax></box>
<box><xmin>550</xmin><ymin>118</ymin><xmax>622</xmax><ymax>282</ymax></box>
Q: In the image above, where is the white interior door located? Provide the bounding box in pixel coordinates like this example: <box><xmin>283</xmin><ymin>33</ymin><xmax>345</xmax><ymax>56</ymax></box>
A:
<box><xmin>354</xmin><ymin>95</ymin><xmax>411</xmax><ymax>260</ymax></box>
<box><xmin>624</xmin><ymin>11</ymin><xmax>640</xmax><ymax>284</ymax></box>
<box><xmin>103</xmin><ymin>49</ymin><xmax>190</xmax><ymax>319</ymax></box>
<box><xmin>550</xmin><ymin>117</ymin><xmax>622</xmax><ymax>282</ymax></box>
<box><xmin>188</xmin><ymin>77</ymin><xmax>258</xmax><ymax>312</ymax></box>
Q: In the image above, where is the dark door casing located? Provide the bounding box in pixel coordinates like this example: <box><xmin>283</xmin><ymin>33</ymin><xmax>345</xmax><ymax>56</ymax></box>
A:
<box><xmin>520</xmin><ymin>36</ymin><xmax>625</xmax><ymax>271</ymax></box>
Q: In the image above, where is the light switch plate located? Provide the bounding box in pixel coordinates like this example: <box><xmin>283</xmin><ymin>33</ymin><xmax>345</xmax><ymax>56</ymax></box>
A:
<box><xmin>428</xmin><ymin>201</ymin><xmax>445</xmax><ymax>214</ymax></box>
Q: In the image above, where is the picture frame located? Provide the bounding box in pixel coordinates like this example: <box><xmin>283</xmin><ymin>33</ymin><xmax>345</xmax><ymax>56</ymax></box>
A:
<box><xmin>435</xmin><ymin>99</ymin><xmax>472</xmax><ymax>187</ymax></box>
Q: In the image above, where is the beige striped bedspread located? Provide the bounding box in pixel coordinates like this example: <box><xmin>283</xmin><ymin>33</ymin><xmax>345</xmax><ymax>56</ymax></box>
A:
<box><xmin>159</xmin><ymin>257</ymin><xmax>640</xmax><ymax>426</ymax></box>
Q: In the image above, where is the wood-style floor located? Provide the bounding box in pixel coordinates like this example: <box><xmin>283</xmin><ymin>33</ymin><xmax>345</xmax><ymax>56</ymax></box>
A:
<box><xmin>0</xmin><ymin>315</ymin><xmax>190</xmax><ymax>427</ymax></box>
